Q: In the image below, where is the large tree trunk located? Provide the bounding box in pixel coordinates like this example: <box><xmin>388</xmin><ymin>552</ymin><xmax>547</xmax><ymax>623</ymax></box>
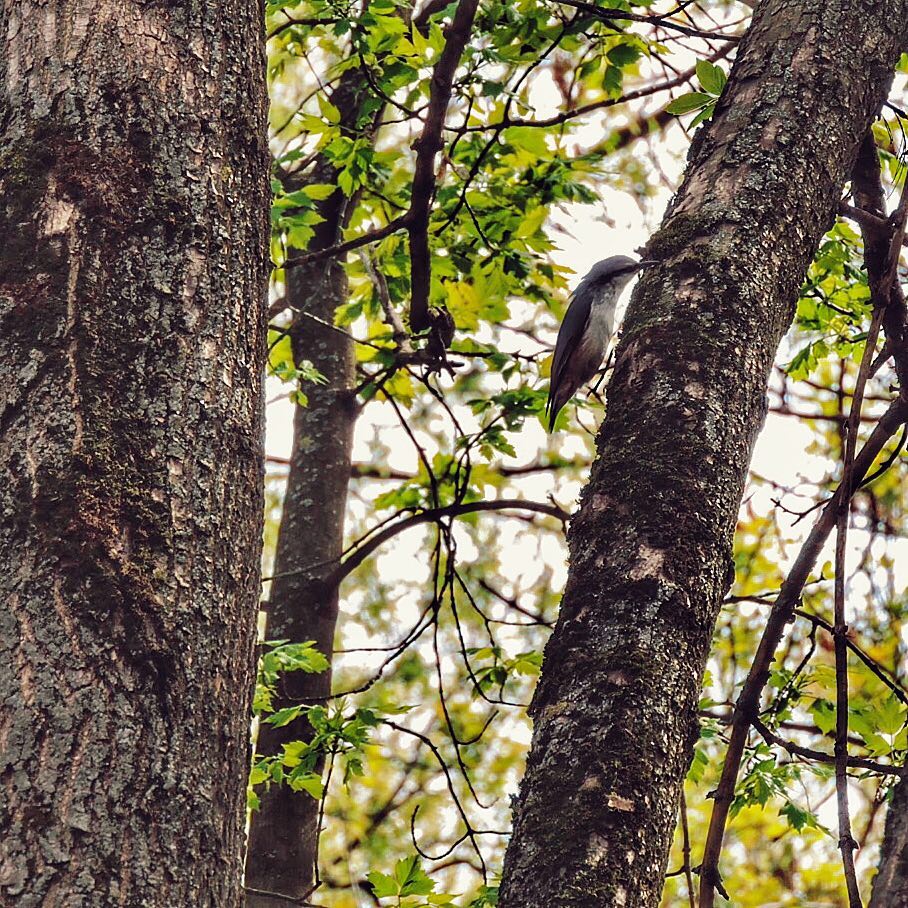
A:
<box><xmin>498</xmin><ymin>2</ymin><xmax>908</xmax><ymax>906</ymax></box>
<box><xmin>870</xmin><ymin>778</ymin><xmax>908</xmax><ymax>908</ymax></box>
<box><xmin>0</xmin><ymin>3</ymin><xmax>268</xmax><ymax>905</ymax></box>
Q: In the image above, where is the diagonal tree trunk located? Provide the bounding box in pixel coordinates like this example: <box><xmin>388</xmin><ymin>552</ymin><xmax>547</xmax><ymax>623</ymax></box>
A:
<box><xmin>498</xmin><ymin>2</ymin><xmax>908</xmax><ymax>906</ymax></box>
<box><xmin>0</xmin><ymin>1</ymin><xmax>269</xmax><ymax>905</ymax></box>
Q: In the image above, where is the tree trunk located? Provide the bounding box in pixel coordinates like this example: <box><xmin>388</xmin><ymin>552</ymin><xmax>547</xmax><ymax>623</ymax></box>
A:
<box><xmin>0</xmin><ymin>3</ymin><xmax>269</xmax><ymax>905</ymax></box>
<box><xmin>870</xmin><ymin>778</ymin><xmax>908</xmax><ymax>908</ymax></box>
<box><xmin>244</xmin><ymin>72</ymin><xmax>369</xmax><ymax>905</ymax></box>
<box><xmin>498</xmin><ymin>2</ymin><xmax>908</xmax><ymax>906</ymax></box>
<box><xmin>244</xmin><ymin>249</ymin><xmax>356</xmax><ymax>908</ymax></box>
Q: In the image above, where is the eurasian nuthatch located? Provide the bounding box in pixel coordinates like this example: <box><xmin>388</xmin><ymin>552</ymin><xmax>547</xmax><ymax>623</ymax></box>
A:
<box><xmin>545</xmin><ymin>255</ymin><xmax>656</xmax><ymax>431</ymax></box>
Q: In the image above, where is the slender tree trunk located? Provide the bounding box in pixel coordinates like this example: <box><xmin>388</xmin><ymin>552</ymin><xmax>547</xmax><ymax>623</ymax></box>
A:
<box><xmin>498</xmin><ymin>2</ymin><xmax>908</xmax><ymax>906</ymax></box>
<box><xmin>0</xmin><ymin>2</ymin><xmax>269</xmax><ymax>905</ymax></box>
<box><xmin>870</xmin><ymin>777</ymin><xmax>908</xmax><ymax>908</ymax></box>
<box><xmin>244</xmin><ymin>71</ymin><xmax>370</xmax><ymax>905</ymax></box>
<box><xmin>244</xmin><ymin>241</ymin><xmax>356</xmax><ymax>908</ymax></box>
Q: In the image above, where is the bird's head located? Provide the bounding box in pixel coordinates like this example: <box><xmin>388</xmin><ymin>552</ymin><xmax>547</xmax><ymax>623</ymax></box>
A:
<box><xmin>582</xmin><ymin>255</ymin><xmax>657</xmax><ymax>288</ymax></box>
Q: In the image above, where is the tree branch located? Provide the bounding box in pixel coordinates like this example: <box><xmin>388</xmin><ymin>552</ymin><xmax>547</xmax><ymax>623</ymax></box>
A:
<box><xmin>282</xmin><ymin>214</ymin><xmax>410</xmax><ymax>271</ymax></box>
<box><xmin>408</xmin><ymin>0</ymin><xmax>480</xmax><ymax>333</ymax></box>
<box><xmin>556</xmin><ymin>0</ymin><xmax>743</xmax><ymax>43</ymax></box>
<box><xmin>325</xmin><ymin>498</ymin><xmax>568</xmax><ymax>588</ymax></box>
<box><xmin>752</xmin><ymin>717</ymin><xmax>904</xmax><ymax>777</ymax></box>
<box><xmin>834</xmin><ymin>305</ymin><xmax>884</xmax><ymax>908</ymax></box>
<box><xmin>263</xmin><ymin>498</ymin><xmax>569</xmax><ymax>588</ymax></box>
<box><xmin>460</xmin><ymin>46</ymin><xmax>736</xmax><ymax>132</ymax></box>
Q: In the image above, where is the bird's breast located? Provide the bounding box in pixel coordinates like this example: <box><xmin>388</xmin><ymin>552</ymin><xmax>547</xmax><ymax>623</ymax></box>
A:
<box><xmin>585</xmin><ymin>288</ymin><xmax>619</xmax><ymax>349</ymax></box>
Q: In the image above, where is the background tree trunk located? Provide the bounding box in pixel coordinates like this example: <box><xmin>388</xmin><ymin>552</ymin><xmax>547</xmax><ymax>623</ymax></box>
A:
<box><xmin>0</xmin><ymin>2</ymin><xmax>268</xmax><ymax>905</ymax></box>
<box><xmin>498</xmin><ymin>2</ymin><xmax>908</xmax><ymax>906</ymax></box>
<box><xmin>870</xmin><ymin>778</ymin><xmax>908</xmax><ymax>908</ymax></box>
<box><xmin>244</xmin><ymin>247</ymin><xmax>356</xmax><ymax>907</ymax></box>
<box><xmin>245</xmin><ymin>69</ymin><xmax>372</xmax><ymax>905</ymax></box>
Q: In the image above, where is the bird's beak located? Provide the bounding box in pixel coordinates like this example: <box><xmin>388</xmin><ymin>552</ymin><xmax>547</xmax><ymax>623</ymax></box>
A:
<box><xmin>636</xmin><ymin>259</ymin><xmax>659</xmax><ymax>269</ymax></box>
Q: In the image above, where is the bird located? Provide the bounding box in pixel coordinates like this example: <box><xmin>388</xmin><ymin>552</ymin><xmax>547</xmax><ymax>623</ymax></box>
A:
<box><xmin>545</xmin><ymin>255</ymin><xmax>656</xmax><ymax>431</ymax></box>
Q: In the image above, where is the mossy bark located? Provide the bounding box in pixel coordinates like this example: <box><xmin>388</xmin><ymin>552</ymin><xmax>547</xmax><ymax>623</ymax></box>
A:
<box><xmin>498</xmin><ymin>2</ymin><xmax>908</xmax><ymax>906</ymax></box>
<box><xmin>0</xmin><ymin>2</ymin><xmax>269</xmax><ymax>905</ymax></box>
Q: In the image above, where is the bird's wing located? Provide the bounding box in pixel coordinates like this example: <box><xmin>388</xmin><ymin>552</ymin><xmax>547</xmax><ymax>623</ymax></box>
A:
<box><xmin>546</xmin><ymin>290</ymin><xmax>590</xmax><ymax>418</ymax></box>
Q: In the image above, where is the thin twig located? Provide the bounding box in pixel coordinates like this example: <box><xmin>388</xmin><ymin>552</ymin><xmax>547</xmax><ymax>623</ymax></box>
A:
<box><xmin>325</xmin><ymin>498</ymin><xmax>568</xmax><ymax>589</ymax></box>
<box><xmin>264</xmin><ymin>498</ymin><xmax>569</xmax><ymax>587</ymax></box>
<box><xmin>459</xmin><ymin>45</ymin><xmax>737</xmax><ymax>132</ymax></box>
<box><xmin>283</xmin><ymin>214</ymin><xmax>409</xmax><ymax>271</ymax></box>
<box><xmin>556</xmin><ymin>0</ymin><xmax>743</xmax><ymax>42</ymax></box>
<box><xmin>833</xmin><ymin>305</ymin><xmax>884</xmax><ymax>908</ymax></box>
<box><xmin>752</xmin><ymin>717</ymin><xmax>903</xmax><ymax>777</ymax></box>
<box><xmin>680</xmin><ymin>790</ymin><xmax>696</xmax><ymax>907</ymax></box>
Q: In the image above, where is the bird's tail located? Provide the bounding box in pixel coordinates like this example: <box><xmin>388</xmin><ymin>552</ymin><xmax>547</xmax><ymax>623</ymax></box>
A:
<box><xmin>545</xmin><ymin>383</ymin><xmax>568</xmax><ymax>432</ymax></box>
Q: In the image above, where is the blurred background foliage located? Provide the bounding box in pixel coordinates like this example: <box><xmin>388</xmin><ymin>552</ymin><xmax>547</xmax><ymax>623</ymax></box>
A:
<box><xmin>254</xmin><ymin>0</ymin><xmax>908</xmax><ymax>903</ymax></box>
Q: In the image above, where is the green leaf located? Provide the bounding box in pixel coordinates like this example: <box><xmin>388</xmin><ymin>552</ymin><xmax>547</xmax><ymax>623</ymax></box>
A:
<box><xmin>394</xmin><ymin>855</ymin><xmax>435</xmax><ymax>896</ymax></box>
<box><xmin>811</xmin><ymin>699</ymin><xmax>836</xmax><ymax>735</ymax></box>
<box><xmin>785</xmin><ymin>343</ymin><xmax>815</xmax><ymax>380</ymax></box>
<box><xmin>875</xmin><ymin>693</ymin><xmax>906</xmax><ymax>736</ymax></box>
<box><xmin>367</xmin><ymin>871</ymin><xmax>399</xmax><ymax>899</ymax></box>
<box><xmin>696</xmin><ymin>59</ymin><xmax>727</xmax><ymax>96</ymax></box>
<box><xmin>602</xmin><ymin>64</ymin><xmax>624</xmax><ymax>96</ymax></box>
<box><xmin>689</xmin><ymin>102</ymin><xmax>716</xmax><ymax>128</ymax></box>
<box><xmin>316</xmin><ymin>93</ymin><xmax>341</xmax><ymax>125</ymax></box>
<box><xmin>302</xmin><ymin>183</ymin><xmax>336</xmax><ymax>200</ymax></box>
<box><xmin>411</xmin><ymin>22</ymin><xmax>430</xmax><ymax>55</ymax></box>
<box><xmin>502</xmin><ymin>126</ymin><xmax>549</xmax><ymax>157</ymax></box>
<box><xmin>607</xmin><ymin>43</ymin><xmax>641</xmax><ymax>67</ymax></box>
<box><xmin>666</xmin><ymin>92</ymin><xmax>713</xmax><ymax>115</ymax></box>
<box><xmin>290</xmin><ymin>772</ymin><xmax>325</xmax><ymax>799</ymax></box>
<box><xmin>266</xmin><ymin>705</ymin><xmax>304</xmax><ymax>727</ymax></box>
<box><xmin>515</xmin><ymin>206</ymin><xmax>547</xmax><ymax>239</ymax></box>
<box><xmin>469</xmin><ymin>886</ymin><xmax>500</xmax><ymax>907</ymax></box>
<box><xmin>337</xmin><ymin>169</ymin><xmax>356</xmax><ymax>196</ymax></box>
<box><xmin>688</xmin><ymin>746</ymin><xmax>709</xmax><ymax>784</ymax></box>
<box><xmin>780</xmin><ymin>800</ymin><xmax>820</xmax><ymax>832</ymax></box>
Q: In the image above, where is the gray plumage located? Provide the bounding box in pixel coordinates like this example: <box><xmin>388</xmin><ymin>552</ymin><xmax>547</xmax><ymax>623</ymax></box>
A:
<box><xmin>546</xmin><ymin>255</ymin><xmax>652</xmax><ymax>431</ymax></box>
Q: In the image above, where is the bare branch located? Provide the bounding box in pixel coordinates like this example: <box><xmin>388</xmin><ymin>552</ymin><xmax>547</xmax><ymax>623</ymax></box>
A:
<box><xmin>833</xmin><ymin>304</ymin><xmax>884</xmax><ymax>908</ymax></box>
<box><xmin>460</xmin><ymin>47</ymin><xmax>736</xmax><ymax>132</ymax></box>
<box><xmin>325</xmin><ymin>498</ymin><xmax>568</xmax><ymax>588</ymax></box>
<box><xmin>556</xmin><ymin>0</ymin><xmax>743</xmax><ymax>43</ymax></box>
<box><xmin>283</xmin><ymin>214</ymin><xmax>410</xmax><ymax>271</ymax></box>
<box><xmin>752</xmin><ymin>718</ymin><xmax>904</xmax><ymax>777</ymax></box>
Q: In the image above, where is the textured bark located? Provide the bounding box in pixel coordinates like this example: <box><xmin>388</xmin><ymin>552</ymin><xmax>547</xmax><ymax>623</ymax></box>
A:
<box><xmin>244</xmin><ymin>71</ymin><xmax>368</xmax><ymax>905</ymax></box>
<box><xmin>870</xmin><ymin>778</ymin><xmax>908</xmax><ymax>908</ymax></box>
<box><xmin>0</xmin><ymin>2</ymin><xmax>268</xmax><ymax>906</ymax></box>
<box><xmin>498</xmin><ymin>2</ymin><xmax>908</xmax><ymax>906</ymax></box>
